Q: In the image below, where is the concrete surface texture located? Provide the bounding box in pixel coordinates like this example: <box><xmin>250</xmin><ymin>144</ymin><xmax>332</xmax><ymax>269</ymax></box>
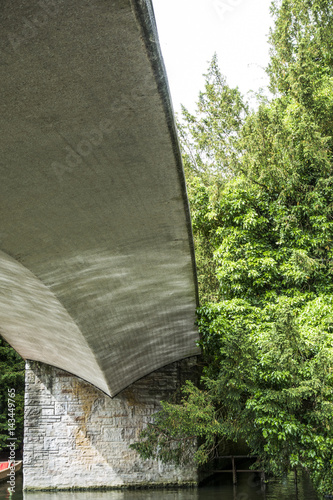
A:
<box><xmin>0</xmin><ymin>0</ymin><xmax>199</xmax><ymax>396</ymax></box>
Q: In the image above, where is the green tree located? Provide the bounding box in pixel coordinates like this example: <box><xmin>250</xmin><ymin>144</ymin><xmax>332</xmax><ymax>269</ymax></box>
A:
<box><xmin>131</xmin><ymin>0</ymin><xmax>333</xmax><ymax>495</ymax></box>
<box><xmin>178</xmin><ymin>54</ymin><xmax>248</xmax><ymax>303</ymax></box>
<box><xmin>0</xmin><ymin>337</ymin><xmax>25</xmax><ymax>451</ymax></box>
<box><xmin>196</xmin><ymin>298</ymin><xmax>333</xmax><ymax>495</ymax></box>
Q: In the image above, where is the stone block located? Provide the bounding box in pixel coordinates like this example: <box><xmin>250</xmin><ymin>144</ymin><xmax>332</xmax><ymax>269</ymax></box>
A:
<box><xmin>54</xmin><ymin>402</ymin><xmax>67</xmax><ymax>415</ymax></box>
<box><xmin>41</xmin><ymin>407</ymin><xmax>55</xmax><ymax>416</ymax></box>
<box><xmin>25</xmin><ymin>407</ymin><xmax>41</xmax><ymax>417</ymax></box>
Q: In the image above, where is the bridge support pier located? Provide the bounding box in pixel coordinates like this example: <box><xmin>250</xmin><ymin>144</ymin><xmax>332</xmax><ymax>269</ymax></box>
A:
<box><xmin>23</xmin><ymin>358</ymin><xmax>198</xmax><ymax>490</ymax></box>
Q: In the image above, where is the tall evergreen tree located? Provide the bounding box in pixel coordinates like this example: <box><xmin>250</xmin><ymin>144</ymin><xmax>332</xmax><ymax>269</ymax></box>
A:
<box><xmin>132</xmin><ymin>0</ymin><xmax>333</xmax><ymax>495</ymax></box>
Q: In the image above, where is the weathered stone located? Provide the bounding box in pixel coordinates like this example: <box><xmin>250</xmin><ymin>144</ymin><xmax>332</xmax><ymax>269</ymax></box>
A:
<box><xmin>24</xmin><ymin>358</ymin><xmax>198</xmax><ymax>490</ymax></box>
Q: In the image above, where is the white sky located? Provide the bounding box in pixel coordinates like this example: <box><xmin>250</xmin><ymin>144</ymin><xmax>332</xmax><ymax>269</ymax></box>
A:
<box><xmin>152</xmin><ymin>0</ymin><xmax>273</xmax><ymax>113</ymax></box>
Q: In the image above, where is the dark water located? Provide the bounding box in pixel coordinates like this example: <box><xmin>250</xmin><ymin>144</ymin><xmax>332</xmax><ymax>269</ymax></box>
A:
<box><xmin>0</xmin><ymin>471</ymin><xmax>320</xmax><ymax>500</ymax></box>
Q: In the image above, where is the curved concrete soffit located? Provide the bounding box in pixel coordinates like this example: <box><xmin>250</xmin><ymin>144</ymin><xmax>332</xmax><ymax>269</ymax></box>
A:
<box><xmin>130</xmin><ymin>0</ymin><xmax>199</xmax><ymax>300</ymax></box>
<box><xmin>0</xmin><ymin>251</ymin><xmax>110</xmax><ymax>395</ymax></box>
<box><xmin>0</xmin><ymin>0</ymin><xmax>200</xmax><ymax>396</ymax></box>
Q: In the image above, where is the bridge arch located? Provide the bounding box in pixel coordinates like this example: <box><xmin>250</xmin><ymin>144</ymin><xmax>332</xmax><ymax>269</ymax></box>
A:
<box><xmin>0</xmin><ymin>0</ymin><xmax>200</xmax><ymax>398</ymax></box>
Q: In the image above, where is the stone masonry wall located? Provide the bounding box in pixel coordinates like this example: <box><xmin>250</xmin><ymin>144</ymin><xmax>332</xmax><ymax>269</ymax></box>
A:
<box><xmin>23</xmin><ymin>358</ymin><xmax>198</xmax><ymax>490</ymax></box>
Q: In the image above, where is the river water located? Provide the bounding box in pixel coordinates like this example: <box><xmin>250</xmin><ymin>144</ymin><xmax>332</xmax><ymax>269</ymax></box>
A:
<box><xmin>0</xmin><ymin>471</ymin><xmax>320</xmax><ymax>500</ymax></box>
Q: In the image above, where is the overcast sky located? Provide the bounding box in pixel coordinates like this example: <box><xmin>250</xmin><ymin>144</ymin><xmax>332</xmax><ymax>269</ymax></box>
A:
<box><xmin>152</xmin><ymin>0</ymin><xmax>273</xmax><ymax>113</ymax></box>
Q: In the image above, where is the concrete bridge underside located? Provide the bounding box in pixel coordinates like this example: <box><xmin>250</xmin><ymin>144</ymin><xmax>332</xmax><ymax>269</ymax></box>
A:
<box><xmin>0</xmin><ymin>0</ymin><xmax>199</xmax><ymax>397</ymax></box>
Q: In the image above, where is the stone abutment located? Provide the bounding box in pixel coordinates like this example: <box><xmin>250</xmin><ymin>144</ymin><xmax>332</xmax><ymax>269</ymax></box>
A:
<box><xmin>23</xmin><ymin>358</ymin><xmax>198</xmax><ymax>490</ymax></box>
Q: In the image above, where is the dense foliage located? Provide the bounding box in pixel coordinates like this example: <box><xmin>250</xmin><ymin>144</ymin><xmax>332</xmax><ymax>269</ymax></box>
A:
<box><xmin>131</xmin><ymin>0</ymin><xmax>333</xmax><ymax>495</ymax></box>
<box><xmin>0</xmin><ymin>337</ymin><xmax>25</xmax><ymax>451</ymax></box>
